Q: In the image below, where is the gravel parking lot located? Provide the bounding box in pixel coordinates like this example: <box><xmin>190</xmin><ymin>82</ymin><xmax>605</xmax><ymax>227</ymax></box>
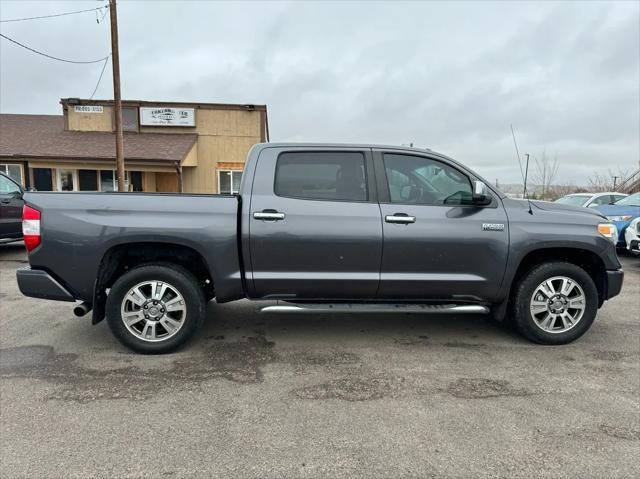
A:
<box><xmin>1</xmin><ymin>242</ymin><xmax>638</xmax><ymax>478</ymax></box>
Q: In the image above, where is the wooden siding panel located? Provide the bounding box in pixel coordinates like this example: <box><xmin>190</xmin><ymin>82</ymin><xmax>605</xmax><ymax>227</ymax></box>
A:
<box><xmin>155</xmin><ymin>172</ymin><xmax>179</xmax><ymax>192</ymax></box>
<box><xmin>67</xmin><ymin>107</ymin><xmax>113</xmax><ymax>131</ymax></box>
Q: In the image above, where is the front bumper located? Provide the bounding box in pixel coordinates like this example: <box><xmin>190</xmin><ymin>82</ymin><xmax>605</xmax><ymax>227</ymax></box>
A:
<box><xmin>605</xmin><ymin>269</ymin><xmax>624</xmax><ymax>300</ymax></box>
<box><xmin>16</xmin><ymin>267</ymin><xmax>75</xmax><ymax>302</ymax></box>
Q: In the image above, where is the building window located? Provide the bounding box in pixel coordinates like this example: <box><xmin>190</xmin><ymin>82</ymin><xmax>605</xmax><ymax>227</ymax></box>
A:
<box><xmin>78</xmin><ymin>170</ymin><xmax>99</xmax><ymax>191</ymax></box>
<box><xmin>100</xmin><ymin>170</ymin><xmax>130</xmax><ymax>191</ymax></box>
<box><xmin>0</xmin><ymin>163</ymin><xmax>23</xmax><ymax>184</ymax></box>
<box><xmin>32</xmin><ymin>168</ymin><xmax>53</xmax><ymax>191</ymax></box>
<box><xmin>218</xmin><ymin>170</ymin><xmax>242</xmax><ymax>194</ymax></box>
<box><xmin>56</xmin><ymin>169</ymin><xmax>77</xmax><ymax>191</ymax></box>
<box><xmin>130</xmin><ymin>171</ymin><xmax>143</xmax><ymax>191</ymax></box>
<box><xmin>122</xmin><ymin>107</ymin><xmax>139</xmax><ymax>132</ymax></box>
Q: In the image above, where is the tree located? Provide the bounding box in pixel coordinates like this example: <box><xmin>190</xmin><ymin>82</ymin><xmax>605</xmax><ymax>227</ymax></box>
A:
<box><xmin>588</xmin><ymin>167</ymin><xmax>633</xmax><ymax>192</ymax></box>
<box><xmin>530</xmin><ymin>151</ymin><xmax>559</xmax><ymax>200</ymax></box>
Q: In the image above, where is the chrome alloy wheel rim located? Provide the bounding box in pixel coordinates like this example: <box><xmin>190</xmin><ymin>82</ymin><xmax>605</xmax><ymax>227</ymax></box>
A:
<box><xmin>529</xmin><ymin>276</ymin><xmax>586</xmax><ymax>334</ymax></box>
<box><xmin>120</xmin><ymin>280</ymin><xmax>187</xmax><ymax>342</ymax></box>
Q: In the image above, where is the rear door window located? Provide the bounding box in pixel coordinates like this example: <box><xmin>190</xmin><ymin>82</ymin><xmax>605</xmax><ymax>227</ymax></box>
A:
<box><xmin>275</xmin><ymin>152</ymin><xmax>367</xmax><ymax>201</ymax></box>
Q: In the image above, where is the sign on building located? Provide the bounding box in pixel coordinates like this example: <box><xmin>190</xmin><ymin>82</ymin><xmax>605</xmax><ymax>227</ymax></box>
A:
<box><xmin>74</xmin><ymin>105</ymin><xmax>104</xmax><ymax>113</ymax></box>
<box><xmin>140</xmin><ymin>107</ymin><xmax>195</xmax><ymax>127</ymax></box>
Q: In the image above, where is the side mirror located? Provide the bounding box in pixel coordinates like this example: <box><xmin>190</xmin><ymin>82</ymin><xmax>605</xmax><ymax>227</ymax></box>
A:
<box><xmin>472</xmin><ymin>180</ymin><xmax>491</xmax><ymax>205</ymax></box>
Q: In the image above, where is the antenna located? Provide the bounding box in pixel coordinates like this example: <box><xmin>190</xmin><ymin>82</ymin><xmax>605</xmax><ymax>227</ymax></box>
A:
<box><xmin>510</xmin><ymin>125</ymin><xmax>533</xmax><ymax>214</ymax></box>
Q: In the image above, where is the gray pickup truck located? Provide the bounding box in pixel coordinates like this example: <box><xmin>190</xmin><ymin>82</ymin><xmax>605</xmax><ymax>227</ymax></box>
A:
<box><xmin>16</xmin><ymin>143</ymin><xmax>623</xmax><ymax>353</ymax></box>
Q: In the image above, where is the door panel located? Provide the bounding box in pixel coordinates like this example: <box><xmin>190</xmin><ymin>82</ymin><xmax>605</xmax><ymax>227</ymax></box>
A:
<box><xmin>375</xmin><ymin>151</ymin><xmax>509</xmax><ymax>301</ymax></box>
<box><xmin>248</xmin><ymin>147</ymin><xmax>382</xmax><ymax>299</ymax></box>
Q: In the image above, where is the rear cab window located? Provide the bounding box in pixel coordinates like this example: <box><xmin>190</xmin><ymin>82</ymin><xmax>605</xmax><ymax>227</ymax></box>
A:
<box><xmin>274</xmin><ymin>151</ymin><xmax>368</xmax><ymax>201</ymax></box>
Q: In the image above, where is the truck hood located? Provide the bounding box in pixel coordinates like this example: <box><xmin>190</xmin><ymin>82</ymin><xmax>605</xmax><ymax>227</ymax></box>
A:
<box><xmin>529</xmin><ymin>199</ymin><xmax>606</xmax><ymax>219</ymax></box>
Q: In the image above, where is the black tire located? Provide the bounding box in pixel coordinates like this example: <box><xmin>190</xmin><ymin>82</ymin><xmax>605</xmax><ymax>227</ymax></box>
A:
<box><xmin>106</xmin><ymin>264</ymin><xmax>206</xmax><ymax>354</ymax></box>
<box><xmin>511</xmin><ymin>262</ymin><xmax>599</xmax><ymax>345</ymax></box>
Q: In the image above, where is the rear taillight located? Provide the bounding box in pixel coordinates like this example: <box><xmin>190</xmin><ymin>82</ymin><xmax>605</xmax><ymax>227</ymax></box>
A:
<box><xmin>22</xmin><ymin>205</ymin><xmax>41</xmax><ymax>252</ymax></box>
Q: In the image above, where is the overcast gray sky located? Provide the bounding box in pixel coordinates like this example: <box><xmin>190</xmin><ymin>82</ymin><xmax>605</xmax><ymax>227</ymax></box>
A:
<box><xmin>1</xmin><ymin>0</ymin><xmax>638</xmax><ymax>185</ymax></box>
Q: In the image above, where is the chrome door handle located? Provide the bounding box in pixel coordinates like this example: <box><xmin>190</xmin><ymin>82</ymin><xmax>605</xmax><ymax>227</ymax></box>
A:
<box><xmin>385</xmin><ymin>214</ymin><xmax>416</xmax><ymax>224</ymax></box>
<box><xmin>253</xmin><ymin>211</ymin><xmax>285</xmax><ymax>221</ymax></box>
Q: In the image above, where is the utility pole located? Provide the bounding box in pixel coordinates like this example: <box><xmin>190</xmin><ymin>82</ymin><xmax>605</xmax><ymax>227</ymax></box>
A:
<box><xmin>613</xmin><ymin>176</ymin><xmax>619</xmax><ymax>190</ymax></box>
<box><xmin>523</xmin><ymin>153</ymin><xmax>530</xmax><ymax>198</ymax></box>
<box><xmin>109</xmin><ymin>0</ymin><xmax>125</xmax><ymax>192</ymax></box>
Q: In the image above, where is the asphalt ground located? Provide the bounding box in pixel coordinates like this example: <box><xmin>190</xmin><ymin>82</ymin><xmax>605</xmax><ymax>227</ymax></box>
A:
<box><xmin>1</xmin><ymin>242</ymin><xmax>638</xmax><ymax>478</ymax></box>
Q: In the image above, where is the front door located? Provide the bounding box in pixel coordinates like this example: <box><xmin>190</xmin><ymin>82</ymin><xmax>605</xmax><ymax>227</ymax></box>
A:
<box><xmin>375</xmin><ymin>150</ymin><xmax>509</xmax><ymax>302</ymax></box>
<box><xmin>248</xmin><ymin>147</ymin><xmax>382</xmax><ymax>299</ymax></box>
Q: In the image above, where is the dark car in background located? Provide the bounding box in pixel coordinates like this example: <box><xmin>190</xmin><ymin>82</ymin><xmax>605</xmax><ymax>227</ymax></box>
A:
<box><xmin>0</xmin><ymin>172</ymin><xmax>24</xmax><ymax>243</ymax></box>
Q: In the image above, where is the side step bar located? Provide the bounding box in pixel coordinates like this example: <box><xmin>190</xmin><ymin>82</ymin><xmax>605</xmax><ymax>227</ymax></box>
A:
<box><xmin>259</xmin><ymin>303</ymin><xmax>490</xmax><ymax>314</ymax></box>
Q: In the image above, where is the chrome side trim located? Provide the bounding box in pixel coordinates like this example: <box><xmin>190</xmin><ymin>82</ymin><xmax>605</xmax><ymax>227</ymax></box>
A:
<box><xmin>259</xmin><ymin>303</ymin><xmax>489</xmax><ymax>314</ymax></box>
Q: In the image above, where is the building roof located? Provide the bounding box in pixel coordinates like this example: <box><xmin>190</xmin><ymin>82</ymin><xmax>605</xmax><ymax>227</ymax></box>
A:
<box><xmin>61</xmin><ymin>98</ymin><xmax>267</xmax><ymax>111</ymax></box>
<box><xmin>0</xmin><ymin>114</ymin><xmax>197</xmax><ymax>163</ymax></box>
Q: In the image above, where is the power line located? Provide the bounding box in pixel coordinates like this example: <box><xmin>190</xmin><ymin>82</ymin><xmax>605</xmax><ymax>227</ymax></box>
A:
<box><xmin>90</xmin><ymin>55</ymin><xmax>111</xmax><ymax>99</ymax></box>
<box><xmin>0</xmin><ymin>5</ymin><xmax>108</xmax><ymax>23</ymax></box>
<box><xmin>0</xmin><ymin>33</ymin><xmax>109</xmax><ymax>64</ymax></box>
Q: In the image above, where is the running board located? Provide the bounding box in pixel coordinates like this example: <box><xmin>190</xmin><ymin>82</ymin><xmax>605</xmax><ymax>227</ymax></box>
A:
<box><xmin>259</xmin><ymin>303</ymin><xmax>490</xmax><ymax>314</ymax></box>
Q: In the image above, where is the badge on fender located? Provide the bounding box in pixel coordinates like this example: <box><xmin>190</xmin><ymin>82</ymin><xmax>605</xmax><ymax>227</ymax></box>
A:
<box><xmin>482</xmin><ymin>223</ymin><xmax>505</xmax><ymax>231</ymax></box>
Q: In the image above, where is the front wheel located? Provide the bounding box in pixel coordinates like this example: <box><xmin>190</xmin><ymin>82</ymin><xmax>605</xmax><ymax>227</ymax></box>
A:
<box><xmin>511</xmin><ymin>262</ymin><xmax>599</xmax><ymax>345</ymax></box>
<box><xmin>106</xmin><ymin>264</ymin><xmax>206</xmax><ymax>354</ymax></box>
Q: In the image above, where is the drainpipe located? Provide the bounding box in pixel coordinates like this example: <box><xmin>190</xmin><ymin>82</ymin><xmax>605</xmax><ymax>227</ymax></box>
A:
<box><xmin>175</xmin><ymin>161</ymin><xmax>183</xmax><ymax>193</ymax></box>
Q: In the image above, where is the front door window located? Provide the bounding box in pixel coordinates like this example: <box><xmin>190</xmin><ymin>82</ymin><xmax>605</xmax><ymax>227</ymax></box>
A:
<box><xmin>383</xmin><ymin>154</ymin><xmax>472</xmax><ymax>206</ymax></box>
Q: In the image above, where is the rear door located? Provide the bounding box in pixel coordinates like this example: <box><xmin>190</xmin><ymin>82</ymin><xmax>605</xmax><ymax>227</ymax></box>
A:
<box><xmin>374</xmin><ymin>150</ymin><xmax>509</xmax><ymax>301</ymax></box>
<box><xmin>0</xmin><ymin>174</ymin><xmax>24</xmax><ymax>239</ymax></box>
<box><xmin>248</xmin><ymin>147</ymin><xmax>382</xmax><ymax>299</ymax></box>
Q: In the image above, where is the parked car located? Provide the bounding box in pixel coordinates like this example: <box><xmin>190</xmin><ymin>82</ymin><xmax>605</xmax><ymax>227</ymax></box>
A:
<box><xmin>624</xmin><ymin>217</ymin><xmax>640</xmax><ymax>255</ymax></box>
<box><xmin>594</xmin><ymin>192</ymin><xmax>640</xmax><ymax>247</ymax></box>
<box><xmin>0</xmin><ymin>172</ymin><xmax>24</xmax><ymax>244</ymax></box>
<box><xmin>555</xmin><ymin>192</ymin><xmax>627</xmax><ymax>208</ymax></box>
<box><xmin>16</xmin><ymin>143</ymin><xmax>623</xmax><ymax>353</ymax></box>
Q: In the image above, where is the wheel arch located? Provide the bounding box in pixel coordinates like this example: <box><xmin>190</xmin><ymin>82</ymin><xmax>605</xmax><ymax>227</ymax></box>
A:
<box><xmin>510</xmin><ymin>247</ymin><xmax>607</xmax><ymax>307</ymax></box>
<box><xmin>91</xmin><ymin>242</ymin><xmax>215</xmax><ymax>324</ymax></box>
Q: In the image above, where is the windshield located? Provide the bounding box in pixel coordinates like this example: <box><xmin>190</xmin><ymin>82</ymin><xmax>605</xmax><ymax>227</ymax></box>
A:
<box><xmin>615</xmin><ymin>193</ymin><xmax>640</xmax><ymax>206</ymax></box>
<box><xmin>555</xmin><ymin>195</ymin><xmax>589</xmax><ymax>206</ymax></box>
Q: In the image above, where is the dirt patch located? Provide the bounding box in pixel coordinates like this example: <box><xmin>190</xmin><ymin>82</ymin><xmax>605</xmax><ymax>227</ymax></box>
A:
<box><xmin>446</xmin><ymin>378</ymin><xmax>532</xmax><ymax>399</ymax></box>
<box><xmin>441</xmin><ymin>342</ymin><xmax>486</xmax><ymax>349</ymax></box>
<box><xmin>0</xmin><ymin>334</ymin><xmax>277</xmax><ymax>403</ymax></box>
<box><xmin>589</xmin><ymin>350</ymin><xmax>629</xmax><ymax>361</ymax></box>
<box><xmin>291</xmin><ymin>376</ymin><xmax>398</xmax><ymax>401</ymax></box>
<box><xmin>173</xmin><ymin>333</ymin><xmax>276</xmax><ymax>384</ymax></box>
<box><xmin>394</xmin><ymin>336</ymin><xmax>430</xmax><ymax>345</ymax></box>
<box><xmin>281</xmin><ymin>350</ymin><xmax>360</xmax><ymax>371</ymax></box>
<box><xmin>599</xmin><ymin>424</ymin><xmax>640</xmax><ymax>441</ymax></box>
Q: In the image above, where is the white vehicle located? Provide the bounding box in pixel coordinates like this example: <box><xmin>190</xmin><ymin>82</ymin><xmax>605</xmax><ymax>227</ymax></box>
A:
<box><xmin>555</xmin><ymin>192</ymin><xmax>628</xmax><ymax>208</ymax></box>
<box><xmin>625</xmin><ymin>217</ymin><xmax>640</xmax><ymax>255</ymax></box>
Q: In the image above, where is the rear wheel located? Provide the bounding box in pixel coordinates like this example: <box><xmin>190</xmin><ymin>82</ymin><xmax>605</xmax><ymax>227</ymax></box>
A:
<box><xmin>511</xmin><ymin>262</ymin><xmax>598</xmax><ymax>345</ymax></box>
<box><xmin>106</xmin><ymin>264</ymin><xmax>205</xmax><ymax>354</ymax></box>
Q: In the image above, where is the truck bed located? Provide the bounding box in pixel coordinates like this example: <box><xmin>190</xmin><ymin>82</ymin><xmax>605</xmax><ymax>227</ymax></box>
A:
<box><xmin>23</xmin><ymin>192</ymin><xmax>243</xmax><ymax>303</ymax></box>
